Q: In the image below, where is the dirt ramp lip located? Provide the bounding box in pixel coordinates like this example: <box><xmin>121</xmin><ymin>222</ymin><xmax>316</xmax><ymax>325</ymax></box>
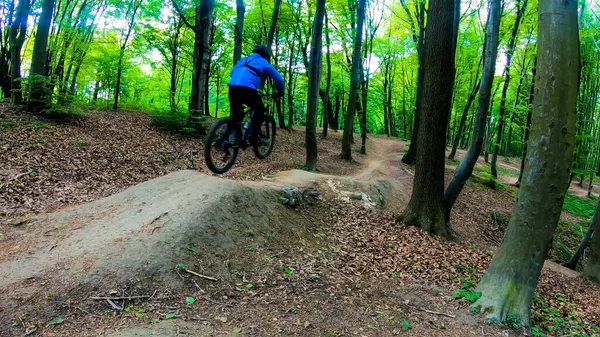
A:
<box><xmin>0</xmin><ymin>170</ymin><xmax>305</xmax><ymax>291</ymax></box>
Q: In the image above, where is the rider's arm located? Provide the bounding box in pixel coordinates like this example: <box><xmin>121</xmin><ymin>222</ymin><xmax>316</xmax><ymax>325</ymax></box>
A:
<box><xmin>263</xmin><ymin>63</ymin><xmax>285</xmax><ymax>94</ymax></box>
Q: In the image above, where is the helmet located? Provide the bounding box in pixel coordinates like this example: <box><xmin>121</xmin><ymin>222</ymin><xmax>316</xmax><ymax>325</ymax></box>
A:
<box><xmin>252</xmin><ymin>44</ymin><xmax>271</xmax><ymax>61</ymax></box>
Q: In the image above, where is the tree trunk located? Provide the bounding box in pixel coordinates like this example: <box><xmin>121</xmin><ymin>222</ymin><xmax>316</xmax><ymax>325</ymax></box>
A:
<box><xmin>449</xmin><ymin>79</ymin><xmax>482</xmax><ymax>160</ymax></box>
<box><xmin>565</xmin><ymin>198</ymin><xmax>600</xmax><ymax>270</ymax></box>
<box><xmin>399</xmin><ymin>0</ymin><xmax>456</xmax><ymax>238</ymax></box>
<box><xmin>472</xmin><ymin>0</ymin><xmax>579</xmax><ymax>325</ymax></box>
<box><xmin>233</xmin><ymin>0</ymin><xmax>245</xmax><ymax>64</ymax></box>
<box><xmin>305</xmin><ymin>0</ymin><xmax>325</xmax><ymax>170</ymax></box>
<box><xmin>113</xmin><ymin>2</ymin><xmax>140</xmax><ymax>110</ymax></box>
<box><xmin>322</xmin><ymin>12</ymin><xmax>332</xmax><ymax>139</ymax></box>
<box><xmin>189</xmin><ymin>0</ymin><xmax>215</xmax><ymax>117</ymax></box>
<box><xmin>517</xmin><ymin>57</ymin><xmax>537</xmax><ymax>186</ymax></box>
<box><xmin>340</xmin><ymin>0</ymin><xmax>365</xmax><ymax>160</ymax></box>
<box><xmin>491</xmin><ymin>0</ymin><xmax>528</xmax><ymax>177</ymax></box>
<box><xmin>401</xmin><ymin>0</ymin><xmax>425</xmax><ymax>165</ymax></box>
<box><xmin>287</xmin><ymin>40</ymin><xmax>296</xmax><ymax>128</ymax></box>
<box><xmin>444</xmin><ymin>0</ymin><xmax>501</xmax><ymax>223</ymax></box>
<box><xmin>9</xmin><ymin>0</ymin><xmax>30</xmax><ymax>105</ymax></box>
<box><xmin>28</xmin><ymin>0</ymin><xmax>55</xmax><ymax>112</ymax></box>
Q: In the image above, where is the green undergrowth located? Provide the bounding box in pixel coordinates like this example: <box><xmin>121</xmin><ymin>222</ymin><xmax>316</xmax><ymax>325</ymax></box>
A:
<box><xmin>473</xmin><ymin>172</ymin><xmax>506</xmax><ymax>190</ymax></box>
<box><xmin>562</xmin><ymin>192</ymin><xmax>597</xmax><ymax>219</ymax></box>
<box><xmin>150</xmin><ymin>109</ymin><xmax>212</xmax><ymax>137</ymax></box>
<box><xmin>531</xmin><ymin>293</ymin><xmax>600</xmax><ymax>336</ymax></box>
<box><xmin>550</xmin><ymin>219</ymin><xmax>589</xmax><ymax>267</ymax></box>
<box><xmin>451</xmin><ymin>263</ymin><xmax>482</xmax><ymax>304</ymax></box>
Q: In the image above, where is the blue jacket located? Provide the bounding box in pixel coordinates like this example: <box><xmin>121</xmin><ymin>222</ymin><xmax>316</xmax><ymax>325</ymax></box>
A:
<box><xmin>228</xmin><ymin>53</ymin><xmax>285</xmax><ymax>94</ymax></box>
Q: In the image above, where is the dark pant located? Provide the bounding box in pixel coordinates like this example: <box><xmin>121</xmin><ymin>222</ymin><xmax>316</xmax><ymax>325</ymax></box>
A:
<box><xmin>228</xmin><ymin>86</ymin><xmax>265</xmax><ymax>139</ymax></box>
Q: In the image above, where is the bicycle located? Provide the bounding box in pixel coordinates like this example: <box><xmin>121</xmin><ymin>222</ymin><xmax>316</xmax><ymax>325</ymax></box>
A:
<box><xmin>204</xmin><ymin>93</ymin><xmax>277</xmax><ymax>174</ymax></box>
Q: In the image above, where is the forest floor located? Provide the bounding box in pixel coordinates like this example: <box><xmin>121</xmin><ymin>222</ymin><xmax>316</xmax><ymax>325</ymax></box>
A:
<box><xmin>1</xmin><ymin>105</ymin><xmax>600</xmax><ymax>337</ymax></box>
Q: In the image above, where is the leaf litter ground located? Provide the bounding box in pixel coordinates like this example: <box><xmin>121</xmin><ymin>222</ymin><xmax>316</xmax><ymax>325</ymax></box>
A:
<box><xmin>1</xmin><ymin>106</ymin><xmax>599</xmax><ymax>336</ymax></box>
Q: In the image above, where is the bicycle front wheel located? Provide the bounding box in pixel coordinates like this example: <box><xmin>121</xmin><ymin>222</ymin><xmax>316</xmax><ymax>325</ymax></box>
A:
<box><xmin>204</xmin><ymin>118</ymin><xmax>239</xmax><ymax>174</ymax></box>
<box><xmin>253</xmin><ymin>115</ymin><xmax>276</xmax><ymax>159</ymax></box>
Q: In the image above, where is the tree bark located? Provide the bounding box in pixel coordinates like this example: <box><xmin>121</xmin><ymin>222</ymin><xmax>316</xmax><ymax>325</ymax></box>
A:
<box><xmin>187</xmin><ymin>0</ymin><xmax>215</xmax><ymax>117</ymax></box>
<box><xmin>233</xmin><ymin>0</ymin><xmax>245</xmax><ymax>65</ymax></box>
<box><xmin>9</xmin><ymin>0</ymin><xmax>30</xmax><ymax>105</ymax></box>
<box><xmin>399</xmin><ymin>0</ymin><xmax>456</xmax><ymax>238</ymax></box>
<box><xmin>287</xmin><ymin>39</ymin><xmax>296</xmax><ymax>128</ymax></box>
<box><xmin>401</xmin><ymin>0</ymin><xmax>425</xmax><ymax>165</ymax></box>
<box><xmin>322</xmin><ymin>12</ymin><xmax>332</xmax><ymax>139</ymax></box>
<box><xmin>472</xmin><ymin>0</ymin><xmax>579</xmax><ymax>325</ymax></box>
<box><xmin>491</xmin><ymin>0</ymin><xmax>528</xmax><ymax>177</ymax></box>
<box><xmin>28</xmin><ymin>0</ymin><xmax>56</xmax><ymax>112</ymax></box>
<box><xmin>517</xmin><ymin>57</ymin><xmax>537</xmax><ymax>186</ymax></box>
<box><xmin>340</xmin><ymin>0</ymin><xmax>365</xmax><ymax>160</ymax></box>
<box><xmin>444</xmin><ymin>0</ymin><xmax>501</xmax><ymax>224</ymax></box>
<box><xmin>304</xmin><ymin>0</ymin><xmax>325</xmax><ymax>170</ymax></box>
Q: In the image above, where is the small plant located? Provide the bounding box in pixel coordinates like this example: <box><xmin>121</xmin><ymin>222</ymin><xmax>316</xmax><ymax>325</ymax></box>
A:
<box><xmin>266</xmin><ymin>233</ymin><xmax>273</xmax><ymax>239</ymax></box>
<box><xmin>176</xmin><ymin>263</ymin><xmax>185</xmax><ymax>269</ymax></box>
<box><xmin>187</xmin><ymin>245</ymin><xmax>195</xmax><ymax>252</ymax></box>
<box><xmin>27</xmin><ymin>120</ymin><xmax>47</xmax><ymax>129</ymax></box>
<box><xmin>186</xmin><ymin>297</ymin><xmax>195</xmax><ymax>305</ymax></box>
<box><xmin>233</xmin><ymin>328</ymin><xmax>242</xmax><ymax>333</ymax></box>
<box><xmin>401</xmin><ymin>320</ymin><xmax>410</xmax><ymax>329</ymax></box>
<box><xmin>284</xmin><ymin>267</ymin><xmax>294</xmax><ymax>275</ymax></box>
<box><xmin>72</xmin><ymin>139</ymin><xmax>89</xmax><ymax>146</ymax></box>
<box><xmin>45</xmin><ymin>317</ymin><xmax>65</xmax><ymax>327</ymax></box>
<box><xmin>246</xmin><ymin>283</ymin><xmax>254</xmax><ymax>289</ymax></box>
<box><xmin>296</xmin><ymin>321</ymin><xmax>303</xmax><ymax>326</ymax></box>
<box><xmin>165</xmin><ymin>313</ymin><xmax>175</xmax><ymax>319</ymax></box>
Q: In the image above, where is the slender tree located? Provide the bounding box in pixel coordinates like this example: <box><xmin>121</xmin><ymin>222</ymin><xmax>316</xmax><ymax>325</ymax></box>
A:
<box><xmin>9</xmin><ymin>0</ymin><xmax>30</xmax><ymax>104</ymax></box>
<box><xmin>490</xmin><ymin>0</ymin><xmax>528</xmax><ymax>177</ymax></box>
<box><xmin>305</xmin><ymin>0</ymin><xmax>325</xmax><ymax>170</ymax></box>
<box><xmin>398</xmin><ymin>0</ymin><xmax>457</xmax><ymax>238</ymax></box>
<box><xmin>564</xmin><ymin>198</ymin><xmax>600</xmax><ymax>270</ymax></box>
<box><xmin>401</xmin><ymin>0</ymin><xmax>425</xmax><ymax>165</ymax></box>
<box><xmin>322</xmin><ymin>12</ymin><xmax>332</xmax><ymax>139</ymax></box>
<box><xmin>444</xmin><ymin>0</ymin><xmax>501</xmax><ymax>223</ymax></box>
<box><xmin>517</xmin><ymin>57</ymin><xmax>537</xmax><ymax>186</ymax></box>
<box><xmin>472</xmin><ymin>0</ymin><xmax>579</xmax><ymax>324</ymax></box>
<box><xmin>340</xmin><ymin>0</ymin><xmax>366</xmax><ymax>160</ymax></box>
<box><xmin>113</xmin><ymin>1</ymin><xmax>140</xmax><ymax>110</ymax></box>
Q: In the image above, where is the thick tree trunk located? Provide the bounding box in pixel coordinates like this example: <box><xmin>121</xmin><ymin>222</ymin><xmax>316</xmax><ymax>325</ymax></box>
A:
<box><xmin>9</xmin><ymin>0</ymin><xmax>30</xmax><ymax>105</ymax></box>
<box><xmin>444</xmin><ymin>0</ymin><xmax>500</xmax><ymax>223</ymax></box>
<box><xmin>28</xmin><ymin>0</ymin><xmax>55</xmax><ymax>112</ymax></box>
<box><xmin>341</xmin><ymin>0</ymin><xmax>365</xmax><ymax>160</ymax></box>
<box><xmin>305</xmin><ymin>0</ymin><xmax>325</xmax><ymax>170</ymax></box>
<box><xmin>472</xmin><ymin>0</ymin><xmax>579</xmax><ymax>325</ymax></box>
<box><xmin>399</xmin><ymin>0</ymin><xmax>456</xmax><ymax>238</ymax></box>
<box><xmin>491</xmin><ymin>0</ymin><xmax>528</xmax><ymax>177</ymax></box>
<box><xmin>233</xmin><ymin>0</ymin><xmax>245</xmax><ymax>64</ymax></box>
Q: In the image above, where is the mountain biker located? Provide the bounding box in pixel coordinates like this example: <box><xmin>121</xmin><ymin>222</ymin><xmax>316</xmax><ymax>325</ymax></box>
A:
<box><xmin>227</xmin><ymin>44</ymin><xmax>284</xmax><ymax>144</ymax></box>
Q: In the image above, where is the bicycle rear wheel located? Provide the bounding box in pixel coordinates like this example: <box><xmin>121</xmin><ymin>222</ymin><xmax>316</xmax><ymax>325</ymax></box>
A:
<box><xmin>253</xmin><ymin>115</ymin><xmax>276</xmax><ymax>159</ymax></box>
<box><xmin>204</xmin><ymin>118</ymin><xmax>239</xmax><ymax>174</ymax></box>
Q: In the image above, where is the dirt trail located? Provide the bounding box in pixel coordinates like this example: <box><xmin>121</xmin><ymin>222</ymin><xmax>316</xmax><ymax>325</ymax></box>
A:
<box><xmin>0</xmin><ymin>134</ymin><xmax>580</xmax><ymax>337</ymax></box>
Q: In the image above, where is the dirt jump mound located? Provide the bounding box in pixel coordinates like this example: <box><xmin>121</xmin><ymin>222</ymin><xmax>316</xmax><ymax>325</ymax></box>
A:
<box><xmin>0</xmin><ymin>171</ymin><xmax>323</xmax><ymax>303</ymax></box>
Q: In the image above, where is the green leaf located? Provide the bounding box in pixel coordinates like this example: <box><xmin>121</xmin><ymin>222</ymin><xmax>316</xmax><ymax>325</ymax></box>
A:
<box><xmin>235</xmin><ymin>287</ymin><xmax>243</xmax><ymax>291</ymax></box>
<box><xmin>187</xmin><ymin>245</ymin><xmax>195</xmax><ymax>252</ymax></box>
<box><xmin>176</xmin><ymin>263</ymin><xmax>185</xmax><ymax>269</ymax></box>
<box><xmin>233</xmin><ymin>328</ymin><xmax>242</xmax><ymax>333</ymax></box>
<box><xmin>165</xmin><ymin>313</ymin><xmax>175</xmax><ymax>319</ymax></box>
<box><xmin>186</xmin><ymin>297</ymin><xmax>196</xmax><ymax>305</ymax></box>
<box><xmin>46</xmin><ymin>317</ymin><xmax>65</xmax><ymax>327</ymax></box>
<box><xmin>246</xmin><ymin>284</ymin><xmax>254</xmax><ymax>289</ymax></box>
<box><xmin>284</xmin><ymin>267</ymin><xmax>293</xmax><ymax>275</ymax></box>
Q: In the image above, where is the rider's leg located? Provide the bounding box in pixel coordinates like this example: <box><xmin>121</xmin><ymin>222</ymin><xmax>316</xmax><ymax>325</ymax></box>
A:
<box><xmin>246</xmin><ymin>91</ymin><xmax>266</xmax><ymax>144</ymax></box>
<box><xmin>228</xmin><ymin>86</ymin><xmax>245</xmax><ymax>124</ymax></box>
